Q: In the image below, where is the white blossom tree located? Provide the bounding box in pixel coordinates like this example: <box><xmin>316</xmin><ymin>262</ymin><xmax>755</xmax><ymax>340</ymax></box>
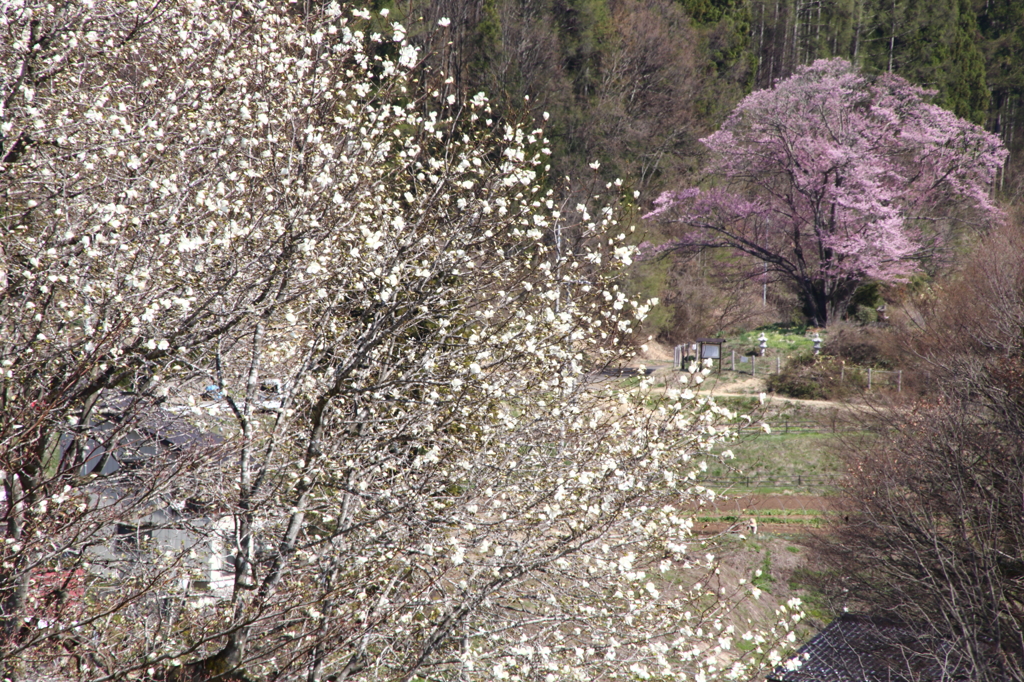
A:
<box><xmin>0</xmin><ymin>1</ymin><xmax>800</xmax><ymax>681</ymax></box>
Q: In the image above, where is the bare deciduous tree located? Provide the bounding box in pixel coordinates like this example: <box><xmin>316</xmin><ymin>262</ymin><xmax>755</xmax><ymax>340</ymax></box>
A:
<box><xmin>816</xmin><ymin>218</ymin><xmax>1024</xmax><ymax>682</ymax></box>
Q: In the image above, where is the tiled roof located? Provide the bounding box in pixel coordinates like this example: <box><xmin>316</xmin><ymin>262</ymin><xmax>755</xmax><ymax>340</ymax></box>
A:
<box><xmin>768</xmin><ymin>615</ymin><xmax>966</xmax><ymax>682</ymax></box>
<box><xmin>97</xmin><ymin>391</ymin><xmax>224</xmax><ymax>451</ymax></box>
<box><xmin>69</xmin><ymin>391</ymin><xmax>226</xmax><ymax>475</ymax></box>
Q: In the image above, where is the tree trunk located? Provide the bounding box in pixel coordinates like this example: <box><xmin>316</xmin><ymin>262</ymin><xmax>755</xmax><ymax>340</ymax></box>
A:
<box><xmin>799</xmin><ymin>278</ymin><xmax>830</xmax><ymax>326</ymax></box>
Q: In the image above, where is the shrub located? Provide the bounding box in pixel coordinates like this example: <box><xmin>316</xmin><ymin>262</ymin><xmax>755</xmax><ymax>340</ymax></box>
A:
<box><xmin>767</xmin><ymin>352</ymin><xmax>867</xmax><ymax>400</ymax></box>
<box><xmin>823</xmin><ymin>323</ymin><xmax>901</xmax><ymax>369</ymax></box>
<box><xmin>853</xmin><ymin>304</ymin><xmax>878</xmax><ymax>325</ymax></box>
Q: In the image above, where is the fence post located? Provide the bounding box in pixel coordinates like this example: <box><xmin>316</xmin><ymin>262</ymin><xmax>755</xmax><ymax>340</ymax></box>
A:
<box><xmin>732</xmin><ymin>350</ymin><xmax>735</xmax><ymax>372</ymax></box>
<box><xmin>777</xmin><ymin>356</ymin><xmax>781</xmax><ymax>374</ymax></box>
<box><xmin>898</xmin><ymin>370</ymin><xmax>902</xmax><ymax>393</ymax></box>
<box><xmin>752</xmin><ymin>356</ymin><xmax>755</xmax><ymax>377</ymax></box>
<box><xmin>868</xmin><ymin>368</ymin><xmax>872</xmax><ymax>390</ymax></box>
<box><xmin>840</xmin><ymin>364</ymin><xmax>844</xmax><ymax>383</ymax></box>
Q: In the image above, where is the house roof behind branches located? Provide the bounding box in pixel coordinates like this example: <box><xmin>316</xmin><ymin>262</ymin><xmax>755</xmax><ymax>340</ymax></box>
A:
<box><xmin>768</xmin><ymin>614</ymin><xmax>968</xmax><ymax>682</ymax></box>
<box><xmin>95</xmin><ymin>391</ymin><xmax>225</xmax><ymax>452</ymax></box>
<box><xmin>72</xmin><ymin>391</ymin><xmax>226</xmax><ymax>476</ymax></box>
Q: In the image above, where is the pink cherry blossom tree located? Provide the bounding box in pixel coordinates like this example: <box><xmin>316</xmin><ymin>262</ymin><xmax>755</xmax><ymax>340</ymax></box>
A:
<box><xmin>645</xmin><ymin>58</ymin><xmax>1008</xmax><ymax>326</ymax></box>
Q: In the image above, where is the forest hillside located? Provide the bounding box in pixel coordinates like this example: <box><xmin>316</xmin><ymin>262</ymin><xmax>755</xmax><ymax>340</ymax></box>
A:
<box><xmin>398</xmin><ymin>0</ymin><xmax>1023</xmax><ymax>195</ymax></box>
<box><xmin>393</xmin><ymin>0</ymin><xmax>1023</xmax><ymax>335</ymax></box>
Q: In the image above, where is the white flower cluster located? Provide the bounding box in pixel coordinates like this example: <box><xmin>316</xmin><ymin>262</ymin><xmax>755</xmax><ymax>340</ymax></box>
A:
<box><xmin>0</xmin><ymin>1</ymin><xmax>799</xmax><ymax>680</ymax></box>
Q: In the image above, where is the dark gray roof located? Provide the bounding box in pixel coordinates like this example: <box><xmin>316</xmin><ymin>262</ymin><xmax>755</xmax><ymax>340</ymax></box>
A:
<box><xmin>768</xmin><ymin>615</ymin><xmax>966</xmax><ymax>682</ymax></box>
<box><xmin>73</xmin><ymin>391</ymin><xmax>225</xmax><ymax>475</ymax></box>
<box><xmin>96</xmin><ymin>391</ymin><xmax>224</xmax><ymax>451</ymax></box>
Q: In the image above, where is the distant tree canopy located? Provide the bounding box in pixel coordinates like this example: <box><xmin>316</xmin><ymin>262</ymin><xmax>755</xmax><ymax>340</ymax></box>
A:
<box><xmin>394</xmin><ymin>0</ymin><xmax>1024</xmax><ymax>202</ymax></box>
<box><xmin>399</xmin><ymin>0</ymin><xmax>756</xmax><ymax>198</ymax></box>
<box><xmin>747</xmin><ymin>0</ymin><xmax>988</xmax><ymax>121</ymax></box>
<box><xmin>389</xmin><ymin>0</ymin><xmax>1023</xmax><ymax>338</ymax></box>
<box><xmin>646</xmin><ymin>59</ymin><xmax>1007</xmax><ymax>326</ymax></box>
<box><xmin>742</xmin><ymin>0</ymin><xmax>1023</xmax><ymax>192</ymax></box>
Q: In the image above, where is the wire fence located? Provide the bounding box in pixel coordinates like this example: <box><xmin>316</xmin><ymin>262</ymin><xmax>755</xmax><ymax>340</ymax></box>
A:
<box><xmin>761</xmin><ymin>419</ymin><xmax>830</xmax><ymax>434</ymax></box>
<box><xmin>728</xmin><ymin>352</ymin><xmax>781</xmax><ymax>376</ymax></box>
<box><xmin>850</xmin><ymin>366</ymin><xmax>902</xmax><ymax>391</ymax></box>
<box><xmin>702</xmin><ymin>474</ymin><xmax>838</xmax><ymax>491</ymax></box>
<box><xmin>673</xmin><ymin>344</ymin><xmax>904</xmax><ymax>391</ymax></box>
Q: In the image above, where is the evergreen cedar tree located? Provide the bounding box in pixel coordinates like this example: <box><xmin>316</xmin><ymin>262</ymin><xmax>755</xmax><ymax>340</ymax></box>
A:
<box><xmin>0</xmin><ymin>1</ymin><xmax>800</xmax><ymax>681</ymax></box>
<box><xmin>645</xmin><ymin>58</ymin><xmax>1007</xmax><ymax>326</ymax></box>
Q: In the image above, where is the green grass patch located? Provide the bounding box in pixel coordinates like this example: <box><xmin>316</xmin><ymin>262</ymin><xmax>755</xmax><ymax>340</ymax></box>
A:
<box><xmin>788</xmin><ymin>567</ymin><xmax>833</xmax><ymax>622</ymax></box>
<box><xmin>709</xmin><ymin>430</ymin><xmax>841</xmax><ymax>492</ymax></box>
<box><xmin>753</xmin><ymin>549</ymin><xmax>774</xmax><ymax>589</ymax></box>
<box><xmin>617</xmin><ymin>376</ymin><xmax>643</xmax><ymax>389</ymax></box>
<box><xmin>712</xmin><ymin>395</ymin><xmax>762</xmax><ymax>413</ymax></box>
<box><xmin>736</xmin><ymin>639</ymin><xmax>758</xmax><ymax>652</ymax></box>
<box><xmin>695</xmin><ymin>513</ymin><xmax>824</xmax><ymax>527</ymax></box>
<box><xmin>730</xmin><ymin>325</ymin><xmax>816</xmax><ymax>357</ymax></box>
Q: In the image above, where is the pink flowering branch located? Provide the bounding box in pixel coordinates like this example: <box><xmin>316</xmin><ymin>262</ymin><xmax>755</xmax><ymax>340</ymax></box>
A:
<box><xmin>646</xmin><ymin>59</ymin><xmax>1007</xmax><ymax>325</ymax></box>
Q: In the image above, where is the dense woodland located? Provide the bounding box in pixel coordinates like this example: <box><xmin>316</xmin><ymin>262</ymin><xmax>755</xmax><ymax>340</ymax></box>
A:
<box><xmin>387</xmin><ymin>0</ymin><xmax>1024</xmax><ymax>335</ymax></box>
<box><xmin>394</xmin><ymin>0</ymin><xmax>1024</xmax><ymax>194</ymax></box>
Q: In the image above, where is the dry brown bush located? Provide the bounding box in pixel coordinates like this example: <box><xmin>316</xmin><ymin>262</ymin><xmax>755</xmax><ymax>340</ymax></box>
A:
<box><xmin>811</xmin><ymin>215</ymin><xmax>1024</xmax><ymax>682</ymax></box>
<box><xmin>822</xmin><ymin>322</ymin><xmax>903</xmax><ymax>370</ymax></box>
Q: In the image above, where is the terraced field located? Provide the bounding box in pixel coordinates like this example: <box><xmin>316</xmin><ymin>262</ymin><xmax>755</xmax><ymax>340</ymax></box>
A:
<box><xmin>693</xmin><ymin>494</ymin><xmax>831</xmax><ymax>535</ymax></box>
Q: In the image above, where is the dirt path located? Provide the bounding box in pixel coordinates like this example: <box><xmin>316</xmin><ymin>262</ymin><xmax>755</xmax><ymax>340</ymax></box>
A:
<box><xmin>609</xmin><ymin>351</ymin><xmax>865</xmax><ymax>534</ymax></box>
<box><xmin>710</xmin><ymin>390</ymin><xmax>881</xmax><ymax>414</ymax></box>
<box><xmin>642</xmin><ymin>356</ymin><xmax>880</xmax><ymax>414</ymax></box>
<box><xmin>712</xmin><ymin>494</ymin><xmax>833</xmax><ymax>513</ymax></box>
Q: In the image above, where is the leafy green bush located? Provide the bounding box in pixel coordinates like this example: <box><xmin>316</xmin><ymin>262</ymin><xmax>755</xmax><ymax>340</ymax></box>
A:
<box><xmin>853</xmin><ymin>304</ymin><xmax>878</xmax><ymax>325</ymax></box>
<box><xmin>846</xmin><ymin>281</ymin><xmax>885</xmax><ymax>321</ymax></box>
